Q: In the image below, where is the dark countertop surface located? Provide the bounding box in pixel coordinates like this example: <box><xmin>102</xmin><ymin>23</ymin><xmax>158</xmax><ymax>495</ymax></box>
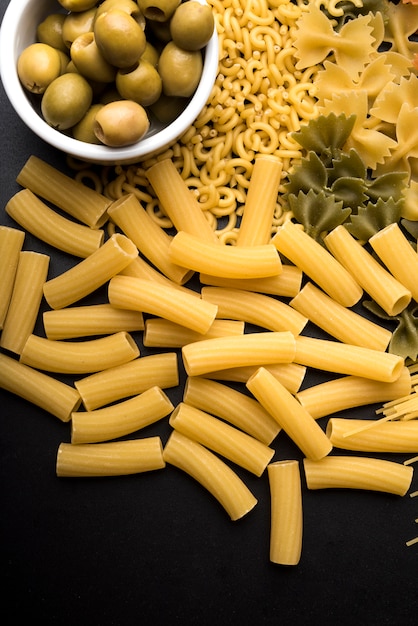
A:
<box><xmin>1</xmin><ymin>2</ymin><xmax>417</xmax><ymax>625</ymax></box>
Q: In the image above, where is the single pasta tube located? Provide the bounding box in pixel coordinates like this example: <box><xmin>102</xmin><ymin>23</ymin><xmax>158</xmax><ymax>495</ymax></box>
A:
<box><xmin>107</xmin><ymin>194</ymin><xmax>193</xmax><ymax>284</ymax></box>
<box><xmin>326</xmin><ymin>418</ymin><xmax>418</xmax><ymax>453</ymax></box>
<box><xmin>74</xmin><ymin>352</ymin><xmax>179</xmax><ymax>411</ymax></box>
<box><xmin>169</xmin><ymin>231</ymin><xmax>282</xmax><ymax>279</ymax></box>
<box><xmin>6</xmin><ymin>189</ymin><xmax>104</xmax><ymax>258</ymax></box>
<box><xmin>43</xmin><ymin>234</ymin><xmax>138</xmax><ymax>309</ymax></box>
<box><xmin>293</xmin><ymin>336</ymin><xmax>404</xmax><ymax>383</ymax></box>
<box><xmin>324</xmin><ymin>225</ymin><xmax>411</xmax><ymax>316</ymax></box>
<box><xmin>0</xmin><ymin>251</ymin><xmax>50</xmax><ymax>355</ymax></box>
<box><xmin>201</xmin><ymin>286</ymin><xmax>308</xmax><ymax>335</ymax></box>
<box><xmin>143</xmin><ymin>318</ymin><xmax>244</xmax><ymax>348</ymax></box>
<box><xmin>162</xmin><ymin>430</ymin><xmax>258</xmax><ymax>521</ymax></box>
<box><xmin>56</xmin><ymin>437</ymin><xmax>165</xmax><ymax>477</ymax></box>
<box><xmin>170</xmin><ymin>402</ymin><xmax>275</xmax><ymax>476</ymax></box>
<box><xmin>272</xmin><ymin>220</ymin><xmax>363</xmax><ymax>307</ymax></box>
<box><xmin>121</xmin><ymin>255</ymin><xmax>194</xmax><ymax>294</ymax></box>
<box><xmin>369</xmin><ymin>222</ymin><xmax>418</xmax><ymax>302</ymax></box>
<box><xmin>268</xmin><ymin>460</ymin><xmax>303</xmax><ymax>566</ymax></box>
<box><xmin>16</xmin><ymin>155</ymin><xmax>111</xmax><ymax>228</ymax></box>
<box><xmin>71</xmin><ymin>386</ymin><xmax>174</xmax><ymax>444</ymax></box>
<box><xmin>183</xmin><ymin>376</ymin><xmax>280</xmax><ymax>445</ymax></box>
<box><xmin>303</xmin><ymin>456</ymin><xmax>413</xmax><ymax>496</ymax></box>
<box><xmin>43</xmin><ymin>304</ymin><xmax>144</xmax><ymax>340</ymax></box>
<box><xmin>182</xmin><ymin>331</ymin><xmax>296</xmax><ymax>377</ymax></box>
<box><xmin>0</xmin><ymin>226</ymin><xmax>25</xmax><ymax>329</ymax></box>
<box><xmin>290</xmin><ymin>282</ymin><xmax>391</xmax><ymax>351</ymax></box>
<box><xmin>246</xmin><ymin>367</ymin><xmax>332</xmax><ymax>460</ymax></box>
<box><xmin>236</xmin><ymin>155</ymin><xmax>283</xmax><ymax>246</ymax></box>
<box><xmin>20</xmin><ymin>331</ymin><xmax>139</xmax><ymax>374</ymax></box>
<box><xmin>146</xmin><ymin>158</ymin><xmax>218</xmax><ymax>243</ymax></box>
<box><xmin>199</xmin><ymin>265</ymin><xmax>303</xmax><ymax>298</ymax></box>
<box><xmin>296</xmin><ymin>367</ymin><xmax>412</xmax><ymax>419</ymax></box>
<box><xmin>200</xmin><ymin>362</ymin><xmax>306</xmax><ymax>395</ymax></box>
<box><xmin>0</xmin><ymin>352</ymin><xmax>81</xmax><ymax>422</ymax></box>
<box><xmin>108</xmin><ymin>275</ymin><xmax>218</xmax><ymax>335</ymax></box>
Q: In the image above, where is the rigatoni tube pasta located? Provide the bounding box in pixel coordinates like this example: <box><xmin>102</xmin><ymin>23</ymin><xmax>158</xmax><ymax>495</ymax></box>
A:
<box><xmin>199</xmin><ymin>264</ymin><xmax>303</xmax><ymax>298</ymax></box>
<box><xmin>303</xmin><ymin>456</ymin><xmax>413</xmax><ymax>496</ymax></box>
<box><xmin>162</xmin><ymin>430</ymin><xmax>257</xmax><ymax>521</ymax></box>
<box><xmin>0</xmin><ymin>226</ymin><xmax>25</xmax><ymax>329</ymax></box>
<box><xmin>43</xmin><ymin>234</ymin><xmax>138</xmax><ymax>310</ymax></box>
<box><xmin>182</xmin><ymin>331</ymin><xmax>296</xmax><ymax>377</ymax></box>
<box><xmin>272</xmin><ymin>220</ymin><xmax>363</xmax><ymax>307</ymax></box>
<box><xmin>268</xmin><ymin>460</ymin><xmax>303</xmax><ymax>566</ymax></box>
<box><xmin>56</xmin><ymin>437</ymin><xmax>166</xmax><ymax>477</ymax></box>
<box><xmin>169</xmin><ymin>402</ymin><xmax>275</xmax><ymax>476</ymax></box>
<box><xmin>108</xmin><ymin>275</ymin><xmax>218</xmax><ymax>335</ymax></box>
<box><xmin>246</xmin><ymin>367</ymin><xmax>332</xmax><ymax>460</ymax></box>
<box><xmin>326</xmin><ymin>418</ymin><xmax>418</xmax><ymax>453</ymax></box>
<box><xmin>143</xmin><ymin>318</ymin><xmax>244</xmax><ymax>348</ymax></box>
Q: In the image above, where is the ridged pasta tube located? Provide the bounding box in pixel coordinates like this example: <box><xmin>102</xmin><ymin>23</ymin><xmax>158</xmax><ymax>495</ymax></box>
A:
<box><xmin>326</xmin><ymin>418</ymin><xmax>418</xmax><ymax>453</ymax></box>
<box><xmin>163</xmin><ymin>430</ymin><xmax>258</xmax><ymax>521</ymax></box>
<box><xmin>0</xmin><ymin>226</ymin><xmax>25</xmax><ymax>329</ymax></box>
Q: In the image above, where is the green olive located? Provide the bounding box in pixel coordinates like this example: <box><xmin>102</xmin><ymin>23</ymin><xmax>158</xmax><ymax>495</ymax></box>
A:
<box><xmin>170</xmin><ymin>1</ymin><xmax>214</xmax><ymax>50</ymax></box>
<box><xmin>116</xmin><ymin>59</ymin><xmax>162</xmax><ymax>107</ymax></box>
<box><xmin>17</xmin><ymin>43</ymin><xmax>62</xmax><ymax>94</ymax></box>
<box><xmin>57</xmin><ymin>49</ymin><xmax>71</xmax><ymax>74</ymax></box>
<box><xmin>62</xmin><ymin>8</ymin><xmax>96</xmax><ymax>48</ymax></box>
<box><xmin>136</xmin><ymin>0</ymin><xmax>181</xmax><ymax>22</ymax></box>
<box><xmin>94</xmin><ymin>9</ymin><xmax>147</xmax><ymax>68</ymax></box>
<box><xmin>94</xmin><ymin>0</ymin><xmax>146</xmax><ymax>30</ymax></box>
<box><xmin>147</xmin><ymin>18</ymin><xmax>172</xmax><ymax>44</ymax></box>
<box><xmin>72</xmin><ymin>104</ymin><xmax>104</xmax><ymax>143</ymax></box>
<box><xmin>93</xmin><ymin>100</ymin><xmax>150</xmax><ymax>146</ymax></box>
<box><xmin>41</xmin><ymin>72</ymin><xmax>93</xmax><ymax>130</ymax></box>
<box><xmin>99</xmin><ymin>87</ymin><xmax>124</xmax><ymax>104</ymax></box>
<box><xmin>158</xmin><ymin>41</ymin><xmax>203</xmax><ymax>97</ymax></box>
<box><xmin>70</xmin><ymin>32</ymin><xmax>116</xmax><ymax>83</ymax></box>
<box><xmin>149</xmin><ymin>93</ymin><xmax>187</xmax><ymax>123</ymax></box>
<box><xmin>141</xmin><ymin>41</ymin><xmax>159</xmax><ymax>67</ymax></box>
<box><xmin>36</xmin><ymin>13</ymin><xmax>68</xmax><ymax>53</ymax></box>
<box><xmin>57</xmin><ymin>0</ymin><xmax>98</xmax><ymax>11</ymax></box>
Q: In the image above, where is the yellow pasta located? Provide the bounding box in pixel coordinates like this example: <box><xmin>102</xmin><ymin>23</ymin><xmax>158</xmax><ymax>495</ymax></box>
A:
<box><xmin>6</xmin><ymin>189</ymin><xmax>104</xmax><ymax>258</ymax></box>
<box><xmin>236</xmin><ymin>155</ymin><xmax>282</xmax><ymax>245</ymax></box>
<box><xmin>107</xmin><ymin>193</ymin><xmax>193</xmax><ymax>285</ymax></box>
<box><xmin>162</xmin><ymin>430</ymin><xmax>257</xmax><ymax>521</ymax></box>
<box><xmin>293</xmin><ymin>336</ymin><xmax>404</xmax><ymax>383</ymax></box>
<box><xmin>43</xmin><ymin>234</ymin><xmax>138</xmax><ymax>310</ymax></box>
<box><xmin>303</xmin><ymin>456</ymin><xmax>414</xmax><ymax>496</ymax></box>
<box><xmin>20</xmin><ymin>332</ymin><xmax>139</xmax><ymax>374</ymax></box>
<box><xmin>170</xmin><ymin>402</ymin><xmax>275</xmax><ymax>476</ymax></box>
<box><xmin>43</xmin><ymin>303</ymin><xmax>144</xmax><ymax>340</ymax></box>
<box><xmin>183</xmin><ymin>376</ymin><xmax>280</xmax><ymax>445</ymax></box>
<box><xmin>0</xmin><ymin>251</ymin><xmax>49</xmax><ymax>355</ymax></box>
<box><xmin>246</xmin><ymin>367</ymin><xmax>332</xmax><ymax>460</ymax></box>
<box><xmin>143</xmin><ymin>318</ymin><xmax>244</xmax><ymax>348</ymax></box>
<box><xmin>182</xmin><ymin>331</ymin><xmax>296</xmax><ymax>377</ymax></box>
<box><xmin>326</xmin><ymin>418</ymin><xmax>418</xmax><ymax>453</ymax></box>
<box><xmin>169</xmin><ymin>230</ymin><xmax>282</xmax><ymax>279</ymax></box>
<box><xmin>290</xmin><ymin>282</ymin><xmax>392</xmax><ymax>351</ymax></box>
<box><xmin>324</xmin><ymin>225</ymin><xmax>411</xmax><ymax>316</ymax></box>
<box><xmin>74</xmin><ymin>353</ymin><xmax>179</xmax><ymax>411</ymax></box>
<box><xmin>108</xmin><ymin>275</ymin><xmax>218</xmax><ymax>335</ymax></box>
<box><xmin>200</xmin><ymin>362</ymin><xmax>306</xmax><ymax>395</ymax></box>
<box><xmin>296</xmin><ymin>367</ymin><xmax>412</xmax><ymax>420</ymax></box>
<box><xmin>369</xmin><ymin>222</ymin><xmax>418</xmax><ymax>303</ymax></box>
<box><xmin>199</xmin><ymin>264</ymin><xmax>303</xmax><ymax>297</ymax></box>
<box><xmin>272</xmin><ymin>221</ymin><xmax>363</xmax><ymax>307</ymax></box>
<box><xmin>0</xmin><ymin>352</ymin><xmax>81</xmax><ymax>422</ymax></box>
<box><xmin>56</xmin><ymin>437</ymin><xmax>166</xmax><ymax>477</ymax></box>
<box><xmin>146</xmin><ymin>158</ymin><xmax>218</xmax><ymax>243</ymax></box>
<box><xmin>71</xmin><ymin>386</ymin><xmax>174</xmax><ymax>444</ymax></box>
<box><xmin>16</xmin><ymin>156</ymin><xmax>111</xmax><ymax>229</ymax></box>
<box><xmin>0</xmin><ymin>226</ymin><xmax>25</xmax><ymax>329</ymax></box>
<box><xmin>268</xmin><ymin>460</ymin><xmax>302</xmax><ymax>566</ymax></box>
<box><xmin>121</xmin><ymin>255</ymin><xmax>194</xmax><ymax>294</ymax></box>
<box><xmin>201</xmin><ymin>286</ymin><xmax>308</xmax><ymax>335</ymax></box>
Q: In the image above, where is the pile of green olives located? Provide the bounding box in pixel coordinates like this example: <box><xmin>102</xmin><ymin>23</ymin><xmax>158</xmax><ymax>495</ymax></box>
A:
<box><xmin>17</xmin><ymin>0</ymin><xmax>215</xmax><ymax>147</ymax></box>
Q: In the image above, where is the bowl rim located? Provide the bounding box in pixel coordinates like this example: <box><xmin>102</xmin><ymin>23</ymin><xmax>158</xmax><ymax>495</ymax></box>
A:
<box><xmin>0</xmin><ymin>0</ymin><xmax>219</xmax><ymax>164</ymax></box>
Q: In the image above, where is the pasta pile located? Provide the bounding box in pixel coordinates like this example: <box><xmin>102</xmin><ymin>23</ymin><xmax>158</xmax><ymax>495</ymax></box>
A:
<box><xmin>1</xmin><ymin>0</ymin><xmax>418</xmax><ymax>564</ymax></box>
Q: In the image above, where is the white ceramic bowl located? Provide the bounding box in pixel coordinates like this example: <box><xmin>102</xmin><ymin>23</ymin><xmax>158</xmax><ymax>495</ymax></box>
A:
<box><xmin>0</xmin><ymin>0</ymin><xmax>219</xmax><ymax>164</ymax></box>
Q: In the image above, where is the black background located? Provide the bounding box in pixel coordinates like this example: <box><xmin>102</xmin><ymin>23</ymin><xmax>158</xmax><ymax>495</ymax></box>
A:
<box><xmin>1</xmin><ymin>1</ymin><xmax>417</xmax><ymax>624</ymax></box>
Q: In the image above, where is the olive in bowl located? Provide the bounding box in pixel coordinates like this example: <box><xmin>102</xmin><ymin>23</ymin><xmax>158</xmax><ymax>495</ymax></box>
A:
<box><xmin>0</xmin><ymin>0</ymin><xmax>219</xmax><ymax>164</ymax></box>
